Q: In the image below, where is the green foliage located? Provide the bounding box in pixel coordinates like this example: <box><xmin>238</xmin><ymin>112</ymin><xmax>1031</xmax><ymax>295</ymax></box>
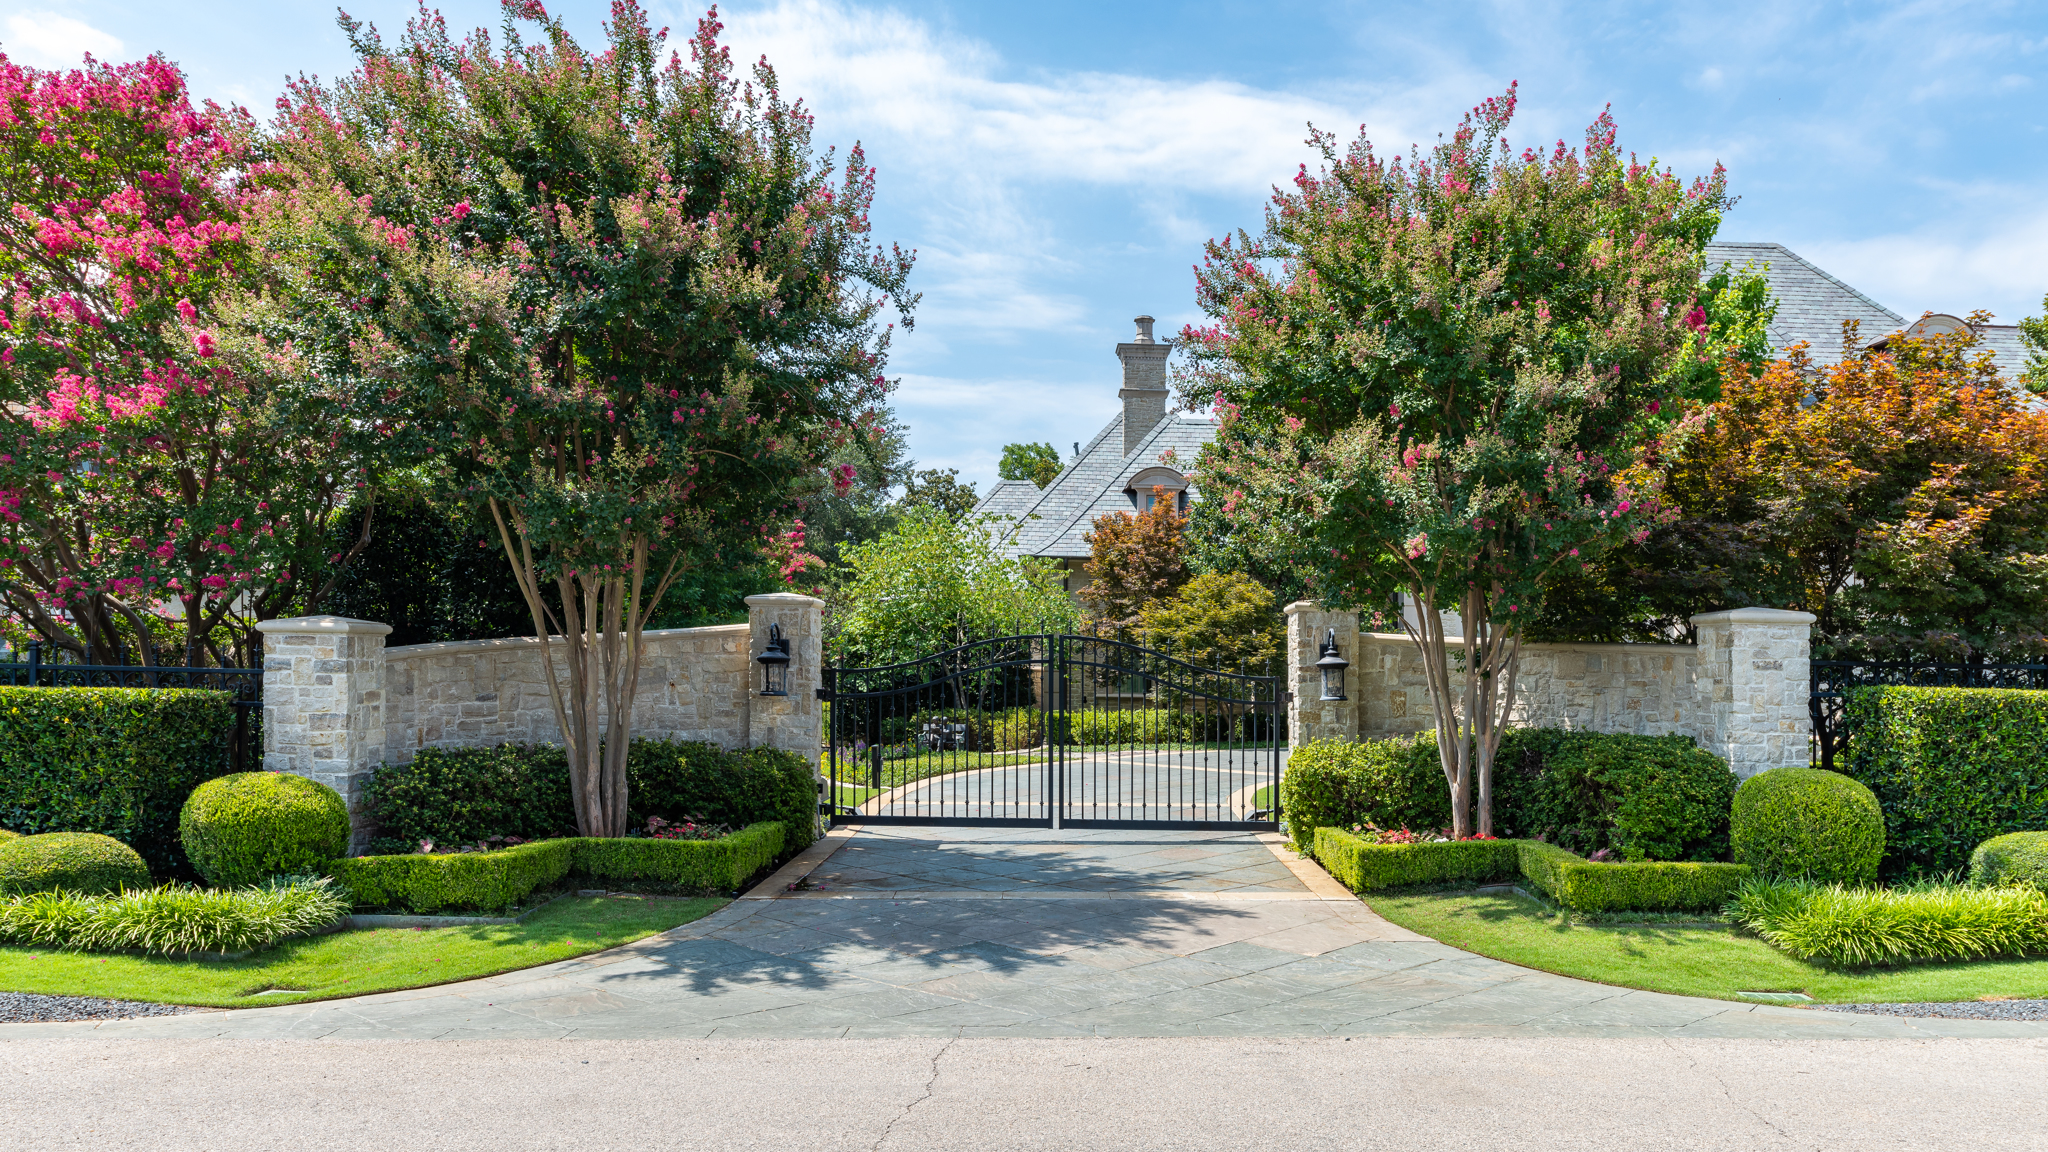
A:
<box><xmin>998</xmin><ymin>442</ymin><xmax>1064</xmax><ymax>489</ymax></box>
<box><xmin>330</xmin><ymin>823</ymin><xmax>784</xmax><ymax>913</ymax></box>
<box><xmin>329</xmin><ymin>839</ymin><xmax>576</xmax><ymax>914</ymax></box>
<box><xmin>321</xmin><ymin>493</ymin><xmax>544</xmax><ymax>648</ymax></box>
<box><xmin>179</xmin><ymin>773</ymin><xmax>351</xmax><ymax>889</ymax></box>
<box><xmin>0</xmin><ymin>877</ymin><xmax>348</xmax><ymax>955</ymax></box>
<box><xmin>2019</xmin><ymin>289</ymin><xmax>2047</xmax><ymax>393</ymax></box>
<box><xmin>0</xmin><ymin>686</ymin><xmax>233</xmax><ymax>876</ymax></box>
<box><xmin>1310</xmin><ymin>828</ymin><xmax>1746</xmax><ymax>912</ymax></box>
<box><xmin>1844</xmin><ymin>686</ymin><xmax>2048</xmax><ymax>878</ymax></box>
<box><xmin>1281</xmin><ymin>735</ymin><xmax>1451</xmax><ymax>851</ymax></box>
<box><xmin>899</xmin><ymin>469</ymin><xmax>980</xmax><ymax>519</ymax></box>
<box><xmin>1516</xmin><ymin>839</ymin><xmax>1749</xmax><ymax>913</ymax></box>
<box><xmin>363</xmin><ymin>744</ymin><xmax>576</xmax><ymax>856</ymax></box>
<box><xmin>572</xmin><ymin>822</ymin><xmax>784</xmax><ymax>894</ymax></box>
<box><xmin>1731</xmin><ymin>768</ymin><xmax>1885</xmax><ymax>885</ymax></box>
<box><xmin>1285</xmin><ymin>728</ymin><xmax>1734</xmax><ymax>861</ymax></box>
<box><xmin>627</xmin><ymin>743</ymin><xmax>816</xmax><ymax>855</ymax></box>
<box><xmin>1727</xmin><ymin>877</ymin><xmax>2048</xmax><ymax>967</ymax></box>
<box><xmin>1138</xmin><ymin>572</ymin><xmax>1284</xmax><ymax>677</ymax></box>
<box><xmin>0</xmin><ymin>832</ymin><xmax>151</xmax><ymax>896</ymax></box>
<box><xmin>1065</xmin><ymin>708</ymin><xmax>1199</xmax><ymax>747</ymax></box>
<box><xmin>1970</xmin><ymin>832</ymin><xmax>2048</xmax><ymax>889</ymax></box>
<box><xmin>1312</xmin><ymin>829</ymin><xmax>1519</xmax><ymax>891</ymax></box>
<box><xmin>1500</xmin><ymin>732</ymin><xmax>1736</xmax><ymax>862</ymax></box>
<box><xmin>834</xmin><ymin>506</ymin><xmax>1076</xmax><ymax>665</ymax></box>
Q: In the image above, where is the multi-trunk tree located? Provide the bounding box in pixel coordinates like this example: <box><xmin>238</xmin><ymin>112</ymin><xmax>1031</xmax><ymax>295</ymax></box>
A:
<box><xmin>1181</xmin><ymin>87</ymin><xmax>1731</xmax><ymax>836</ymax></box>
<box><xmin>0</xmin><ymin>52</ymin><xmax>371</xmax><ymax>667</ymax></box>
<box><xmin>263</xmin><ymin>1</ymin><xmax>915</xmax><ymax>836</ymax></box>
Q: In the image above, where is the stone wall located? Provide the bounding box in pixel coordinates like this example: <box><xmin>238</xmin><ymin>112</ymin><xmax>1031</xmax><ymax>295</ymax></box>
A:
<box><xmin>260</xmin><ymin>594</ymin><xmax>825</xmax><ymax>846</ymax></box>
<box><xmin>1282</xmin><ymin>603</ymin><xmax>1815</xmax><ymax>778</ymax></box>
<box><xmin>381</xmin><ymin>624</ymin><xmax>752</xmax><ymax>765</ymax></box>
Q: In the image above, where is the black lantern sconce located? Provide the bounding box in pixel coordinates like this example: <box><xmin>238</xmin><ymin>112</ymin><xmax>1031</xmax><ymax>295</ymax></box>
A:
<box><xmin>756</xmin><ymin>623</ymin><xmax>792</xmax><ymax>697</ymax></box>
<box><xmin>1316</xmin><ymin>628</ymin><xmax>1349</xmax><ymax>701</ymax></box>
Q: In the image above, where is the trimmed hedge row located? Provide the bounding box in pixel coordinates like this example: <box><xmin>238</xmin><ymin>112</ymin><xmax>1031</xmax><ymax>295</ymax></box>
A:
<box><xmin>1281</xmin><ymin>729</ymin><xmax>1736</xmax><ymax>863</ymax></box>
<box><xmin>1844</xmin><ymin>686</ymin><xmax>2048</xmax><ymax>878</ymax></box>
<box><xmin>0</xmin><ymin>686</ymin><xmax>234</xmax><ymax>876</ymax></box>
<box><xmin>364</xmin><ymin>741</ymin><xmax>816</xmax><ymax>860</ymax></box>
<box><xmin>327</xmin><ymin>822</ymin><xmax>786</xmax><ymax>913</ymax></box>
<box><xmin>1310</xmin><ymin>828</ymin><xmax>1750</xmax><ymax>913</ymax></box>
<box><xmin>0</xmin><ymin>832</ymin><xmax>152</xmax><ymax>896</ymax></box>
<box><xmin>1971</xmin><ymin>832</ymin><xmax>2048</xmax><ymax>889</ymax></box>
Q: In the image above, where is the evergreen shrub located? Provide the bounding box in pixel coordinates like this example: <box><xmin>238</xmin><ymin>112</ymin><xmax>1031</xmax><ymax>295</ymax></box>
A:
<box><xmin>362</xmin><ymin>740</ymin><xmax>816</xmax><ymax>859</ymax></box>
<box><xmin>1844</xmin><ymin>686</ymin><xmax>2048</xmax><ymax>877</ymax></box>
<box><xmin>180</xmin><ymin>773</ymin><xmax>351</xmax><ymax>888</ymax></box>
<box><xmin>0</xmin><ymin>686</ymin><xmax>234</xmax><ymax>875</ymax></box>
<box><xmin>1970</xmin><ymin>832</ymin><xmax>2048</xmax><ymax>889</ymax></box>
<box><xmin>1310</xmin><ymin>830</ymin><xmax>1516</xmax><ymax>890</ymax></box>
<box><xmin>0</xmin><ymin>832</ymin><xmax>151</xmax><ymax>895</ymax></box>
<box><xmin>1282</xmin><ymin>728</ymin><xmax>1736</xmax><ymax>861</ymax></box>
<box><xmin>1731</xmin><ymin>768</ymin><xmax>1885</xmax><ymax>885</ymax></box>
<box><xmin>1310</xmin><ymin>829</ymin><xmax>1748</xmax><ymax>913</ymax></box>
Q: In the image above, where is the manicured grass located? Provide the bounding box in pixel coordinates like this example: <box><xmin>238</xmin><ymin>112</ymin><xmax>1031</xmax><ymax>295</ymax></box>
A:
<box><xmin>0</xmin><ymin>894</ymin><xmax>722</xmax><ymax>1008</ymax></box>
<box><xmin>1369</xmin><ymin>889</ymin><xmax>2048</xmax><ymax>1005</ymax></box>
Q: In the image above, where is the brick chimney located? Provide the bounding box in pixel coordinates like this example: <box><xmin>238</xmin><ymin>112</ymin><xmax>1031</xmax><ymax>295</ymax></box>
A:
<box><xmin>1115</xmin><ymin>315</ymin><xmax>1172</xmax><ymax>457</ymax></box>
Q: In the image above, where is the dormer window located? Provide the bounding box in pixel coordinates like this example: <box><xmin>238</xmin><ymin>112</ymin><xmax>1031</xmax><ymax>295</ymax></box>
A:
<box><xmin>1125</xmin><ymin>466</ymin><xmax>1190</xmax><ymax>514</ymax></box>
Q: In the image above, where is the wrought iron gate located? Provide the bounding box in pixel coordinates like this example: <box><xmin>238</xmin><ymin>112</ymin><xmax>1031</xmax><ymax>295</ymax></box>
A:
<box><xmin>821</xmin><ymin>634</ymin><xmax>1286</xmax><ymax>830</ymax></box>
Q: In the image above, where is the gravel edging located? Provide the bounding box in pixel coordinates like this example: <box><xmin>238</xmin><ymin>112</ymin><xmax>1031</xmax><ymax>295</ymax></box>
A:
<box><xmin>0</xmin><ymin>992</ymin><xmax>196</xmax><ymax>1024</ymax></box>
<box><xmin>1815</xmin><ymin>999</ymin><xmax>2048</xmax><ymax>1021</ymax></box>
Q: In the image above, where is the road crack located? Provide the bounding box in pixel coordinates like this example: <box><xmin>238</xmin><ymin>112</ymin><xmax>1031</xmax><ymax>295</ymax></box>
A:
<box><xmin>873</xmin><ymin>1035</ymin><xmax>958</xmax><ymax>1151</ymax></box>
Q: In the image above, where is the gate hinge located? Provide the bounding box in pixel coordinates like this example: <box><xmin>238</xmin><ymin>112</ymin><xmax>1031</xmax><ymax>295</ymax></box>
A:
<box><xmin>815</xmin><ymin>687</ymin><xmax>832</xmax><ymax>701</ymax></box>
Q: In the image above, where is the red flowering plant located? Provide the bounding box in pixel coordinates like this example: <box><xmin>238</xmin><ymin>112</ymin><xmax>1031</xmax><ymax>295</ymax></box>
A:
<box><xmin>0</xmin><ymin>53</ymin><xmax>376</xmax><ymax>666</ymax></box>
<box><xmin>263</xmin><ymin>1</ymin><xmax>914</xmax><ymax>836</ymax></box>
<box><xmin>1179</xmin><ymin>86</ymin><xmax>1730</xmax><ymax>837</ymax></box>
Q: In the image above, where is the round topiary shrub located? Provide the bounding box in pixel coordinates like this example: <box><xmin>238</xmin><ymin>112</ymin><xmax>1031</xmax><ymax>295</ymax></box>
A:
<box><xmin>0</xmin><ymin>832</ymin><xmax>150</xmax><ymax>895</ymax></box>
<box><xmin>1731</xmin><ymin>767</ymin><xmax>1885</xmax><ymax>884</ymax></box>
<box><xmin>180</xmin><ymin>772</ymin><xmax>350</xmax><ymax>889</ymax></box>
<box><xmin>1969</xmin><ymin>831</ymin><xmax>2048</xmax><ymax>889</ymax></box>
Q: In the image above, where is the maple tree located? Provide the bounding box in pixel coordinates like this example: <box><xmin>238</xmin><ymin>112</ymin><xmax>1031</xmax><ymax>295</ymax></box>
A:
<box><xmin>1180</xmin><ymin>87</ymin><xmax>1730</xmax><ymax>835</ymax></box>
<box><xmin>262</xmin><ymin>1</ymin><xmax>914</xmax><ymax>835</ymax></box>
<box><xmin>1080</xmin><ymin>491</ymin><xmax>1188</xmax><ymax>637</ymax></box>
<box><xmin>1651</xmin><ymin>320</ymin><xmax>2048</xmax><ymax>659</ymax></box>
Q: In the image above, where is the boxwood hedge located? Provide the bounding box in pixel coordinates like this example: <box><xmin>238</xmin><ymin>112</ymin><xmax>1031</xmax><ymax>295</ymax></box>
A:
<box><xmin>1970</xmin><ymin>831</ymin><xmax>2048</xmax><ymax>889</ymax></box>
<box><xmin>0</xmin><ymin>686</ymin><xmax>234</xmax><ymax>876</ymax></box>
<box><xmin>328</xmin><ymin>822</ymin><xmax>786</xmax><ymax>913</ymax></box>
<box><xmin>0</xmin><ymin>832</ymin><xmax>152</xmax><ymax>896</ymax></box>
<box><xmin>1310</xmin><ymin>828</ymin><xmax>1749</xmax><ymax>913</ymax></box>
<box><xmin>1844</xmin><ymin>686</ymin><xmax>2048</xmax><ymax>878</ymax></box>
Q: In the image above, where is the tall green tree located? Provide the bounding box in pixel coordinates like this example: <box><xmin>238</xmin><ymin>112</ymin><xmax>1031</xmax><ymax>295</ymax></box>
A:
<box><xmin>264</xmin><ymin>2</ymin><xmax>915</xmax><ymax>835</ymax></box>
<box><xmin>998</xmin><ymin>441</ymin><xmax>1063</xmax><ymax>488</ymax></box>
<box><xmin>2020</xmin><ymin>290</ymin><xmax>2048</xmax><ymax>392</ymax></box>
<box><xmin>833</xmin><ymin>505</ymin><xmax>1074</xmax><ymax>666</ymax></box>
<box><xmin>1181</xmin><ymin>87</ymin><xmax>1730</xmax><ymax>836</ymax></box>
<box><xmin>899</xmin><ymin>467</ymin><xmax>978</xmax><ymax>519</ymax></box>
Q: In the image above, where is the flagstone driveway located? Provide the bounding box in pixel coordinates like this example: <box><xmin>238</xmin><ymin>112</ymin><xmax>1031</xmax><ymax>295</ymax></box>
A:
<box><xmin>8</xmin><ymin>827</ymin><xmax>2048</xmax><ymax>1040</ymax></box>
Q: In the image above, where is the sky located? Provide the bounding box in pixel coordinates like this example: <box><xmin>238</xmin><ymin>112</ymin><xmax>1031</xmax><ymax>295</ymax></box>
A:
<box><xmin>4</xmin><ymin>0</ymin><xmax>2044</xmax><ymax>493</ymax></box>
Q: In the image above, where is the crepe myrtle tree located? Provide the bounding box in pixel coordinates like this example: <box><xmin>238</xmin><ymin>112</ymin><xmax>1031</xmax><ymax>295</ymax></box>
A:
<box><xmin>1179</xmin><ymin>86</ymin><xmax>1730</xmax><ymax>836</ymax></box>
<box><xmin>0</xmin><ymin>52</ymin><xmax>374</xmax><ymax>667</ymax></box>
<box><xmin>264</xmin><ymin>1</ymin><xmax>915</xmax><ymax>836</ymax></box>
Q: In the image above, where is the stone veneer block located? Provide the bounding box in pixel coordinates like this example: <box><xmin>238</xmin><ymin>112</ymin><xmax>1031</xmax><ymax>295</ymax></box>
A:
<box><xmin>254</xmin><ymin>615</ymin><xmax>392</xmax><ymax>852</ymax></box>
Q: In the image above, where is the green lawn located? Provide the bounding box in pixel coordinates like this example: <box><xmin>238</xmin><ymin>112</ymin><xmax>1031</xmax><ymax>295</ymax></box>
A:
<box><xmin>1369</xmin><ymin>889</ymin><xmax>2048</xmax><ymax>1005</ymax></box>
<box><xmin>0</xmin><ymin>894</ymin><xmax>722</xmax><ymax>1008</ymax></box>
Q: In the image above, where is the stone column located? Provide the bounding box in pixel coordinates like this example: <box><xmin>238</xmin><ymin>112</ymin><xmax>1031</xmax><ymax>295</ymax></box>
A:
<box><xmin>1283</xmin><ymin>601</ymin><xmax>1361</xmax><ymax>746</ymax></box>
<box><xmin>253</xmin><ymin>615</ymin><xmax>392</xmax><ymax>851</ymax></box>
<box><xmin>744</xmin><ymin>593</ymin><xmax>824</xmax><ymax>759</ymax></box>
<box><xmin>1690</xmin><ymin>607</ymin><xmax>1817</xmax><ymax>779</ymax></box>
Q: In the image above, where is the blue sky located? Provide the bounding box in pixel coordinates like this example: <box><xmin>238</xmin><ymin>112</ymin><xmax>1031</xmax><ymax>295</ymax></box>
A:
<box><xmin>4</xmin><ymin>0</ymin><xmax>2044</xmax><ymax>493</ymax></box>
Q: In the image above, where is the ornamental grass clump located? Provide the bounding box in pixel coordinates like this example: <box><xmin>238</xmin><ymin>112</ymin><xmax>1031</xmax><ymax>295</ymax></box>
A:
<box><xmin>0</xmin><ymin>877</ymin><xmax>348</xmax><ymax>956</ymax></box>
<box><xmin>1726</xmin><ymin>877</ymin><xmax>2048</xmax><ymax>967</ymax></box>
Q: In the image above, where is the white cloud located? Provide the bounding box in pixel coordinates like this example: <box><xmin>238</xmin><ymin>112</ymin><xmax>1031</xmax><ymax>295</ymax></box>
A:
<box><xmin>3</xmin><ymin>12</ymin><xmax>123</xmax><ymax>68</ymax></box>
<box><xmin>1803</xmin><ymin>208</ymin><xmax>2048</xmax><ymax>324</ymax></box>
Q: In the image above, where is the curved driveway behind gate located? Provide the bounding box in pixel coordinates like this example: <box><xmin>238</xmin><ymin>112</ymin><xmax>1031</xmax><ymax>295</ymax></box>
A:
<box><xmin>8</xmin><ymin>827</ymin><xmax>2046</xmax><ymax>1040</ymax></box>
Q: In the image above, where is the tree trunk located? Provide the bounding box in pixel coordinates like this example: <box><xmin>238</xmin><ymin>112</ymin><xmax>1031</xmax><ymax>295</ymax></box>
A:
<box><xmin>1400</xmin><ymin>582</ymin><xmax>1523</xmax><ymax>840</ymax></box>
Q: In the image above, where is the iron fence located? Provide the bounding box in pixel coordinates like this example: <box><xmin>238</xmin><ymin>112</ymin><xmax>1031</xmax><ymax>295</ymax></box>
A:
<box><xmin>1809</xmin><ymin>659</ymin><xmax>2048</xmax><ymax>770</ymax></box>
<box><xmin>0</xmin><ymin>641</ymin><xmax>264</xmax><ymax>772</ymax></box>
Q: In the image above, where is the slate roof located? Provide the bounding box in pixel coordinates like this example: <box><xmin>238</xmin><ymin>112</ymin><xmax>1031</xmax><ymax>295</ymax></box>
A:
<box><xmin>975</xmin><ymin>408</ymin><xmax>1220</xmax><ymax>561</ymax></box>
<box><xmin>1703</xmin><ymin>241</ymin><xmax>1904</xmax><ymax>364</ymax></box>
